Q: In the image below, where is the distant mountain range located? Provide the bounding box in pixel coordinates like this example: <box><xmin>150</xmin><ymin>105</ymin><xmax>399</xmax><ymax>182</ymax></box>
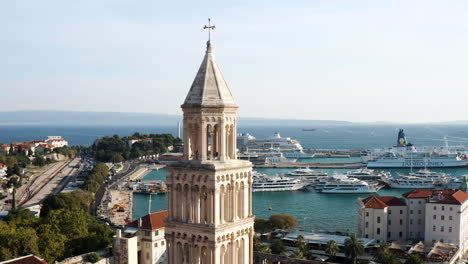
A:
<box><xmin>0</xmin><ymin>110</ymin><xmax>467</xmax><ymax>126</ymax></box>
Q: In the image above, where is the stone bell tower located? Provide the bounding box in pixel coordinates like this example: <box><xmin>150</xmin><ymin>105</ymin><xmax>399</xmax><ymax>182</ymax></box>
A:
<box><xmin>164</xmin><ymin>39</ymin><xmax>254</xmax><ymax>264</ymax></box>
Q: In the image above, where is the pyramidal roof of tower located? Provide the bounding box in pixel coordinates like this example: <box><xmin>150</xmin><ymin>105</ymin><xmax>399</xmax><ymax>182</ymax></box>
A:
<box><xmin>182</xmin><ymin>41</ymin><xmax>237</xmax><ymax>108</ymax></box>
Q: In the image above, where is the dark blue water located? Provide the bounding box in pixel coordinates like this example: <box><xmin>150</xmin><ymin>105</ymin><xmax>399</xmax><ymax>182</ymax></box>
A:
<box><xmin>1</xmin><ymin>124</ymin><xmax>468</xmax><ymax>148</ymax></box>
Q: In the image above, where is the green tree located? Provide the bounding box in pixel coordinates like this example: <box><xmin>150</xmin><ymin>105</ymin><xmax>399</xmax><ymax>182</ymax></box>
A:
<box><xmin>373</xmin><ymin>242</ymin><xmax>402</xmax><ymax>264</ymax></box>
<box><xmin>295</xmin><ymin>235</ymin><xmax>310</xmax><ymax>259</ymax></box>
<box><xmin>325</xmin><ymin>239</ymin><xmax>339</xmax><ymax>258</ymax></box>
<box><xmin>269</xmin><ymin>214</ymin><xmax>298</xmax><ymax>230</ymax></box>
<box><xmin>85</xmin><ymin>252</ymin><xmax>101</xmax><ymax>263</ymax></box>
<box><xmin>270</xmin><ymin>239</ymin><xmax>287</xmax><ymax>255</ymax></box>
<box><xmin>254</xmin><ymin>218</ymin><xmax>274</xmax><ymax>234</ymax></box>
<box><xmin>343</xmin><ymin>233</ymin><xmax>364</xmax><ymax>264</ymax></box>
<box><xmin>253</xmin><ymin>236</ymin><xmax>271</xmax><ymax>253</ymax></box>
<box><xmin>37</xmin><ymin>224</ymin><xmax>67</xmax><ymax>263</ymax></box>
<box><xmin>40</xmin><ymin>190</ymin><xmax>94</xmax><ymax>218</ymax></box>
<box><xmin>405</xmin><ymin>253</ymin><xmax>424</xmax><ymax>264</ymax></box>
<box><xmin>0</xmin><ymin>222</ymin><xmax>39</xmax><ymax>261</ymax></box>
<box><xmin>4</xmin><ymin>207</ymin><xmax>38</xmax><ymax>227</ymax></box>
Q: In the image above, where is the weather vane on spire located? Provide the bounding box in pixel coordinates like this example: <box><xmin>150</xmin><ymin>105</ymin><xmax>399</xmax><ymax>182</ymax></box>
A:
<box><xmin>203</xmin><ymin>18</ymin><xmax>215</xmax><ymax>41</ymax></box>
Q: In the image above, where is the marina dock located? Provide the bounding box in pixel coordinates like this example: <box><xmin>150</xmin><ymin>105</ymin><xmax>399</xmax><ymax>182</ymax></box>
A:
<box><xmin>255</xmin><ymin>162</ymin><xmax>366</xmax><ymax>168</ymax></box>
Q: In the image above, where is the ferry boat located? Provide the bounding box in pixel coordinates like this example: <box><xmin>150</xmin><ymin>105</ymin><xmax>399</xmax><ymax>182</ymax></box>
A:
<box><xmin>386</xmin><ymin>175</ymin><xmax>435</xmax><ymax>189</ymax></box>
<box><xmin>312</xmin><ymin>174</ymin><xmax>382</xmax><ymax>194</ymax></box>
<box><xmin>365</xmin><ymin>129</ymin><xmax>468</xmax><ymax>168</ymax></box>
<box><xmin>346</xmin><ymin>168</ymin><xmax>390</xmax><ymax>182</ymax></box>
<box><xmin>252</xmin><ymin>173</ymin><xmax>308</xmax><ymax>192</ymax></box>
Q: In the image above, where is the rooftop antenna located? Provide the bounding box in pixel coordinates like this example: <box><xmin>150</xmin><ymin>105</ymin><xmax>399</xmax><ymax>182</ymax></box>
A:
<box><xmin>203</xmin><ymin>18</ymin><xmax>215</xmax><ymax>42</ymax></box>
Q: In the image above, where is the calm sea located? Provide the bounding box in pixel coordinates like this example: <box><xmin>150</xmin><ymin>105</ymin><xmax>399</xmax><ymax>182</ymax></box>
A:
<box><xmin>2</xmin><ymin>124</ymin><xmax>468</xmax><ymax>232</ymax></box>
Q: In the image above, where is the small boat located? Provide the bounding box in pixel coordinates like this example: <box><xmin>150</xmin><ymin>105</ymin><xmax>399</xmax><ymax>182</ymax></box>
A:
<box><xmin>302</xmin><ymin>129</ymin><xmax>317</xmax><ymax>132</ymax></box>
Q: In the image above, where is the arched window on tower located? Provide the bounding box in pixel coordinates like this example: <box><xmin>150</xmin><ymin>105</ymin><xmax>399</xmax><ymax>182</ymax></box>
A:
<box><xmin>207</xmin><ymin>124</ymin><xmax>213</xmax><ymax>160</ymax></box>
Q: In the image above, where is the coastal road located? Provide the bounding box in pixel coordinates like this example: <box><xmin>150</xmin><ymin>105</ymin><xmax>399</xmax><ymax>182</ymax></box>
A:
<box><xmin>19</xmin><ymin>158</ymin><xmax>81</xmax><ymax>207</ymax></box>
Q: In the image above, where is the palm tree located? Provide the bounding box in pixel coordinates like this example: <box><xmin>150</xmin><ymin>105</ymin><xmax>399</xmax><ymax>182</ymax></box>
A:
<box><xmin>373</xmin><ymin>242</ymin><xmax>390</xmax><ymax>263</ymax></box>
<box><xmin>374</xmin><ymin>242</ymin><xmax>402</xmax><ymax>264</ymax></box>
<box><xmin>325</xmin><ymin>239</ymin><xmax>339</xmax><ymax>258</ymax></box>
<box><xmin>343</xmin><ymin>233</ymin><xmax>364</xmax><ymax>264</ymax></box>
<box><xmin>270</xmin><ymin>239</ymin><xmax>287</xmax><ymax>255</ymax></box>
<box><xmin>296</xmin><ymin>235</ymin><xmax>310</xmax><ymax>259</ymax></box>
<box><xmin>405</xmin><ymin>253</ymin><xmax>423</xmax><ymax>264</ymax></box>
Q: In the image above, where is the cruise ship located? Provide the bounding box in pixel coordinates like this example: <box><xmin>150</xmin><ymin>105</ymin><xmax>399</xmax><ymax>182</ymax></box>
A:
<box><xmin>346</xmin><ymin>168</ymin><xmax>390</xmax><ymax>182</ymax></box>
<box><xmin>252</xmin><ymin>173</ymin><xmax>308</xmax><ymax>192</ymax></box>
<box><xmin>385</xmin><ymin>175</ymin><xmax>436</xmax><ymax>189</ymax></box>
<box><xmin>365</xmin><ymin>129</ymin><xmax>468</xmax><ymax>168</ymax></box>
<box><xmin>312</xmin><ymin>174</ymin><xmax>383</xmax><ymax>194</ymax></box>
<box><xmin>237</xmin><ymin>132</ymin><xmax>303</xmax><ymax>153</ymax></box>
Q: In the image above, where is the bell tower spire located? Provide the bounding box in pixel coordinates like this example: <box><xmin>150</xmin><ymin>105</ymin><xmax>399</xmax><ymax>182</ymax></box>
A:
<box><xmin>165</xmin><ymin>22</ymin><xmax>254</xmax><ymax>264</ymax></box>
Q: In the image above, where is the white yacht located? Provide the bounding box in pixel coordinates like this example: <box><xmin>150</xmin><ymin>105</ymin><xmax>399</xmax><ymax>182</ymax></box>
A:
<box><xmin>408</xmin><ymin>169</ymin><xmax>450</xmax><ymax>183</ymax></box>
<box><xmin>386</xmin><ymin>175</ymin><xmax>435</xmax><ymax>189</ymax></box>
<box><xmin>346</xmin><ymin>168</ymin><xmax>390</xmax><ymax>182</ymax></box>
<box><xmin>252</xmin><ymin>173</ymin><xmax>308</xmax><ymax>192</ymax></box>
<box><xmin>288</xmin><ymin>167</ymin><xmax>327</xmax><ymax>177</ymax></box>
<box><xmin>312</xmin><ymin>174</ymin><xmax>382</xmax><ymax>194</ymax></box>
<box><xmin>287</xmin><ymin>167</ymin><xmax>328</xmax><ymax>183</ymax></box>
<box><xmin>446</xmin><ymin>177</ymin><xmax>464</xmax><ymax>189</ymax></box>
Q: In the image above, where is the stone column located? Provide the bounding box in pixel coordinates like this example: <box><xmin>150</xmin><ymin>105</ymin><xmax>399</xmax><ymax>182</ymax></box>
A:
<box><xmin>220</xmin><ymin>121</ymin><xmax>226</xmax><ymax>161</ymax></box>
<box><xmin>200</xmin><ymin>121</ymin><xmax>207</xmax><ymax>160</ymax></box>
<box><xmin>233</xmin><ymin>122</ymin><xmax>237</xmax><ymax>159</ymax></box>
<box><xmin>214</xmin><ymin>189</ymin><xmax>220</xmax><ymax>225</ymax></box>
<box><xmin>249</xmin><ymin>231</ymin><xmax>254</xmax><ymax>264</ymax></box>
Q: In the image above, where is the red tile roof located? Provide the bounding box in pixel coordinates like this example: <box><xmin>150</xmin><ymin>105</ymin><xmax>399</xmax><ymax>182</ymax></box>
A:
<box><xmin>436</xmin><ymin>190</ymin><xmax>468</xmax><ymax>205</ymax></box>
<box><xmin>403</xmin><ymin>189</ymin><xmax>457</xmax><ymax>199</ymax></box>
<box><xmin>0</xmin><ymin>255</ymin><xmax>47</xmax><ymax>264</ymax></box>
<box><xmin>362</xmin><ymin>196</ymin><xmax>406</xmax><ymax>209</ymax></box>
<box><xmin>127</xmin><ymin>210</ymin><xmax>168</xmax><ymax>230</ymax></box>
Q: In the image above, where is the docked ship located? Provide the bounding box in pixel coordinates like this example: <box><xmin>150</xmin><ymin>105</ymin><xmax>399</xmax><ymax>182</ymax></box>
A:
<box><xmin>345</xmin><ymin>168</ymin><xmax>390</xmax><ymax>182</ymax></box>
<box><xmin>252</xmin><ymin>173</ymin><xmax>308</xmax><ymax>192</ymax></box>
<box><xmin>238</xmin><ymin>151</ymin><xmax>297</xmax><ymax>164</ymax></box>
<box><xmin>385</xmin><ymin>175</ymin><xmax>436</xmax><ymax>189</ymax></box>
<box><xmin>237</xmin><ymin>132</ymin><xmax>304</xmax><ymax>153</ymax></box>
<box><xmin>365</xmin><ymin>129</ymin><xmax>468</xmax><ymax>168</ymax></box>
<box><xmin>287</xmin><ymin>167</ymin><xmax>328</xmax><ymax>183</ymax></box>
<box><xmin>407</xmin><ymin>169</ymin><xmax>450</xmax><ymax>183</ymax></box>
<box><xmin>312</xmin><ymin>174</ymin><xmax>383</xmax><ymax>194</ymax></box>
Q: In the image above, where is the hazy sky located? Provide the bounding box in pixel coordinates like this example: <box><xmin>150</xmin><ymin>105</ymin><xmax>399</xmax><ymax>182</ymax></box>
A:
<box><xmin>1</xmin><ymin>0</ymin><xmax>467</xmax><ymax>123</ymax></box>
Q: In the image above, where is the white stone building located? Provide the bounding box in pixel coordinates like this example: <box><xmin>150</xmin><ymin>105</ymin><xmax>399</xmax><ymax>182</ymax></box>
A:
<box><xmin>164</xmin><ymin>40</ymin><xmax>254</xmax><ymax>263</ymax></box>
<box><xmin>45</xmin><ymin>136</ymin><xmax>68</xmax><ymax>148</ymax></box>
<box><xmin>357</xmin><ymin>196</ymin><xmax>408</xmax><ymax>243</ymax></box>
<box><xmin>358</xmin><ymin>188</ymin><xmax>468</xmax><ymax>251</ymax></box>
<box><xmin>114</xmin><ymin>210</ymin><xmax>168</xmax><ymax>264</ymax></box>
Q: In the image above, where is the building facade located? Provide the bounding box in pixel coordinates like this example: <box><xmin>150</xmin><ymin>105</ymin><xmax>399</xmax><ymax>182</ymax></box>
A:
<box><xmin>358</xmin><ymin>188</ymin><xmax>468</xmax><ymax>251</ymax></box>
<box><xmin>114</xmin><ymin>211</ymin><xmax>168</xmax><ymax>264</ymax></box>
<box><xmin>165</xmin><ymin>41</ymin><xmax>254</xmax><ymax>264</ymax></box>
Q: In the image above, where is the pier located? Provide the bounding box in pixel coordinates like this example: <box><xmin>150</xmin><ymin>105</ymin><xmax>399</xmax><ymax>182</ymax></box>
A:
<box><xmin>254</xmin><ymin>162</ymin><xmax>366</xmax><ymax>169</ymax></box>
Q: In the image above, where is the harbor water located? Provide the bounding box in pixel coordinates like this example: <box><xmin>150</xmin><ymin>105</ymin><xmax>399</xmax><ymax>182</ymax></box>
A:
<box><xmin>132</xmin><ymin>167</ymin><xmax>468</xmax><ymax>233</ymax></box>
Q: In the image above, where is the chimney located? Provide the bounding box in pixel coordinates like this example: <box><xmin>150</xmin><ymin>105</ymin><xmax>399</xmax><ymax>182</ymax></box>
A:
<box><xmin>139</xmin><ymin>218</ymin><xmax>142</xmax><ymax>228</ymax></box>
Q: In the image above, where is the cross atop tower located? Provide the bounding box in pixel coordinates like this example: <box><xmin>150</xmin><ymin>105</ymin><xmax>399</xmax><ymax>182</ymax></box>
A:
<box><xmin>203</xmin><ymin>18</ymin><xmax>215</xmax><ymax>41</ymax></box>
